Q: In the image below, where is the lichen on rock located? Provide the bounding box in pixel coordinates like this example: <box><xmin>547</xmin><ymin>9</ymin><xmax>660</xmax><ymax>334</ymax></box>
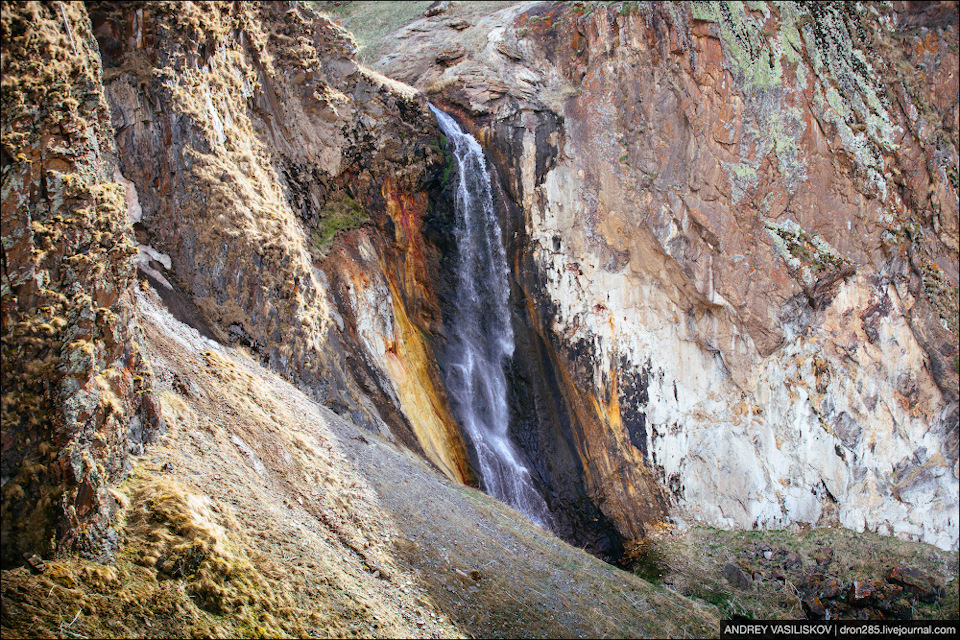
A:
<box><xmin>2</xmin><ymin>0</ymin><xmax>157</xmax><ymax>566</ymax></box>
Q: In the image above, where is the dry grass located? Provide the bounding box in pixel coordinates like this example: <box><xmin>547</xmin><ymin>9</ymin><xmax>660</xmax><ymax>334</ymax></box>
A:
<box><xmin>634</xmin><ymin>525</ymin><xmax>959</xmax><ymax>622</ymax></box>
<box><xmin>311</xmin><ymin>1</ymin><xmax>437</xmax><ymax>62</ymax></box>
<box><xmin>2</xmin><ymin>283</ymin><xmax>720</xmax><ymax>638</ymax></box>
<box><xmin>312</xmin><ymin>1</ymin><xmax>520</xmax><ymax>63</ymax></box>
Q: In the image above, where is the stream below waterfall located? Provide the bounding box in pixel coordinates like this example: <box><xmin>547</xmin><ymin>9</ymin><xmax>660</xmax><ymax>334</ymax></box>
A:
<box><xmin>430</xmin><ymin>105</ymin><xmax>554</xmax><ymax>529</ymax></box>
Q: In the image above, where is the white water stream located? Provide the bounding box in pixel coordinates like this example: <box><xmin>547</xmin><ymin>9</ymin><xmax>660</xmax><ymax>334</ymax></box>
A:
<box><xmin>430</xmin><ymin>105</ymin><xmax>553</xmax><ymax>528</ymax></box>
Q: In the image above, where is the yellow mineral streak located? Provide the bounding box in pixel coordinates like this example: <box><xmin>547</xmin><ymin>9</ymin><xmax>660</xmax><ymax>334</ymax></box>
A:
<box><xmin>383</xmin><ymin>277</ymin><xmax>473</xmax><ymax>484</ymax></box>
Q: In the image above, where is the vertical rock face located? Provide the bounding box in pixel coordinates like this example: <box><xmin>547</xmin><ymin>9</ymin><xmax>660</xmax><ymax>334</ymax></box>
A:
<box><xmin>3</xmin><ymin>0</ymin><xmax>477</xmax><ymax>567</ymax></box>
<box><xmin>1</xmin><ymin>2</ymin><xmax>157</xmax><ymax>565</ymax></box>
<box><xmin>86</xmin><ymin>0</ymin><xmax>473</xmax><ymax>482</ymax></box>
<box><xmin>376</xmin><ymin>1</ymin><xmax>959</xmax><ymax>550</ymax></box>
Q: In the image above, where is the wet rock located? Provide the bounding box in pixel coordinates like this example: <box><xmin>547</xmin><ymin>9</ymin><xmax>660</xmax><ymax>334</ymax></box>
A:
<box><xmin>374</xmin><ymin>0</ymin><xmax>960</xmax><ymax>555</ymax></box>
<box><xmin>723</xmin><ymin>562</ymin><xmax>753</xmax><ymax>589</ymax></box>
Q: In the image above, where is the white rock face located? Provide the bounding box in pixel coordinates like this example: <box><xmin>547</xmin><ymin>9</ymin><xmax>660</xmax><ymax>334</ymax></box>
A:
<box><xmin>526</xmin><ymin>152</ymin><xmax>958</xmax><ymax>550</ymax></box>
<box><xmin>137</xmin><ymin>244</ymin><xmax>173</xmax><ymax>289</ymax></box>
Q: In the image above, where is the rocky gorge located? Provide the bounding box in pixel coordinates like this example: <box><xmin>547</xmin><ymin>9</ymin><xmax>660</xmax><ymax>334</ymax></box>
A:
<box><xmin>1</xmin><ymin>0</ymin><xmax>958</xmax><ymax>636</ymax></box>
<box><xmin>372</xmin><ymin>0</ymin><xmax>959</xmax><ymax>551</ymax></box>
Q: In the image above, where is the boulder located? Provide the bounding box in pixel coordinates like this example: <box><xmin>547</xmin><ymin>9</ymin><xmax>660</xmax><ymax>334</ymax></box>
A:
<box><xmin>723</xmin><ymin>562</ymin><xmax>753</xmax><ymax>589</ymax></box>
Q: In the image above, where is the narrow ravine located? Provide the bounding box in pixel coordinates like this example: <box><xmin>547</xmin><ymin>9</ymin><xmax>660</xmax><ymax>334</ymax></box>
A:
<box><xmin>430</xmin><ymin>105</ymin><xmax>553</xmax><ymax>529</ymax></box>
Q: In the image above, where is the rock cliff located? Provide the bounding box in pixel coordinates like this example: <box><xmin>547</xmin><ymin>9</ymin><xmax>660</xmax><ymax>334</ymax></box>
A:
<box><xmin>3</xmin><ymin>0</ymin><xmax>478</xmax><ymax>565</ymax></box>
<box><xmin>374</xmin><ymin>0</ymin><xmax>959</xmax><ymax>551</ymax></box>
<box><xmin>1</xmin><ymin>1</ymin><xmax>157</xmax><ymax>565</ymax></box>
<box><xmin>2</xmin><ymin>0</ymin><xmax>957</xmax><ymax>587</ymax></box>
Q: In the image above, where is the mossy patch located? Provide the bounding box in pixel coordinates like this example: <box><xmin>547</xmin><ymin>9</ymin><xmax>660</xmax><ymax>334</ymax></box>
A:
<box><xmin>309</xmin><ymin>195</ymin><xmax>370</xmax><ymax>258</ymax></box>
<box><xmin>0</xmin><ymin>472</ymin><xmax>310</xmax><ymax>639</ymax></box>
<box><xmin>918</xmin><ymin>261</ymin><xmax>960</xmax><ymax>335</ymax></box>
<box><xmin>765</xmin><ymin>219</ymin><xmax>850</xmax><ymax>286</ymax></box>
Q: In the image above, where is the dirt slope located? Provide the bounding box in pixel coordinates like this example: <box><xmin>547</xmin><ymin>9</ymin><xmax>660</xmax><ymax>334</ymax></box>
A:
<box><xmin>1</xmin><ymin>277</ymin><xmax>718</xmax><ymax>639</ymax></box>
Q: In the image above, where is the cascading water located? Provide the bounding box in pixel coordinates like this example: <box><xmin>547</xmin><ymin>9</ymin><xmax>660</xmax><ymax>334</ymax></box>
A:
<box><xmin>430</xmin><ymin>104</ymin><xmax>553</xmax><ymax>529</ymax></box>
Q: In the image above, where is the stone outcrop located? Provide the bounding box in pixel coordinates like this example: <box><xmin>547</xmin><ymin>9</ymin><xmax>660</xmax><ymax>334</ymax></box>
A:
<box><xmin>1</xmin><ymin>1</ymin><xmax>158</xmax><ymax>565</ymax></box>
<box><xmin>3</xmin><ymin>0</ymin><xmax>476</xmax><ymax>568</ymax></box>
<box><xmin>375</xmin><ymin>0</ymin><xmax>959</xmax><ymax>550</ymax></box>
<box><xmin>86</xmin><ymin>0</ymin><xmax>473</xmax><ymax>482</ymax></box>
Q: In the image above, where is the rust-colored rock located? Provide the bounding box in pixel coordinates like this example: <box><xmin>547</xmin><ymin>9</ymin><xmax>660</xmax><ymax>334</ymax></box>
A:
<box><xmin>849</xmin><ymin>579</ymin><xmax>883</xmax><ymax>605</ymax></box>
<box><xmin>802</xmin><ymin>597</ymin><xmax>826</xmax><ymax>619</ymax></box>
<box><xmin>375</xmin><ymin>0</ymin><xmax>959</xmax><ymax>552</ymax></box>
<box><xmin>821</xmin><ymin>577</ymin><xmax>841</xmax><ymax>599</ymax></box>
<box><xmin>887</xmin><ymin>564</ymin><xmax>943</xmax><ymax>603</ymax></box>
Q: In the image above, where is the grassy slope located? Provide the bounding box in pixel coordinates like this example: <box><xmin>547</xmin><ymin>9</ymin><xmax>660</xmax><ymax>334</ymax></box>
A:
<box><xmin>635</xmin><ymin>526</ymin><xmax>958</xmax><ymax>622</ymax></box>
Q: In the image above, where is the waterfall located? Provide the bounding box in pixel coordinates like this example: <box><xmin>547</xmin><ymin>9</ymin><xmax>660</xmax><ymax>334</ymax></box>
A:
<box><xmin>429</xmin><ymin>105</ymin><xmax>553</xmax><ymax>529</ymax></box>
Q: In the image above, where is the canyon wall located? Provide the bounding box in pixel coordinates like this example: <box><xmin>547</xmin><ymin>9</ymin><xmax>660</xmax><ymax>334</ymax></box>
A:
<box><xmin>375</xmin><ymin>0</ymin><xmax>959</xmax><ymax>550</ymax></box>
<box><xmin>3</xmin><ymin>0</ymin><xmax>958</xmax><ymax>570</ymax></box>
<box><xmin>3</xmin><ymin>0</ymin><xmax>478</xmax><ymax>566</ymax></box>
